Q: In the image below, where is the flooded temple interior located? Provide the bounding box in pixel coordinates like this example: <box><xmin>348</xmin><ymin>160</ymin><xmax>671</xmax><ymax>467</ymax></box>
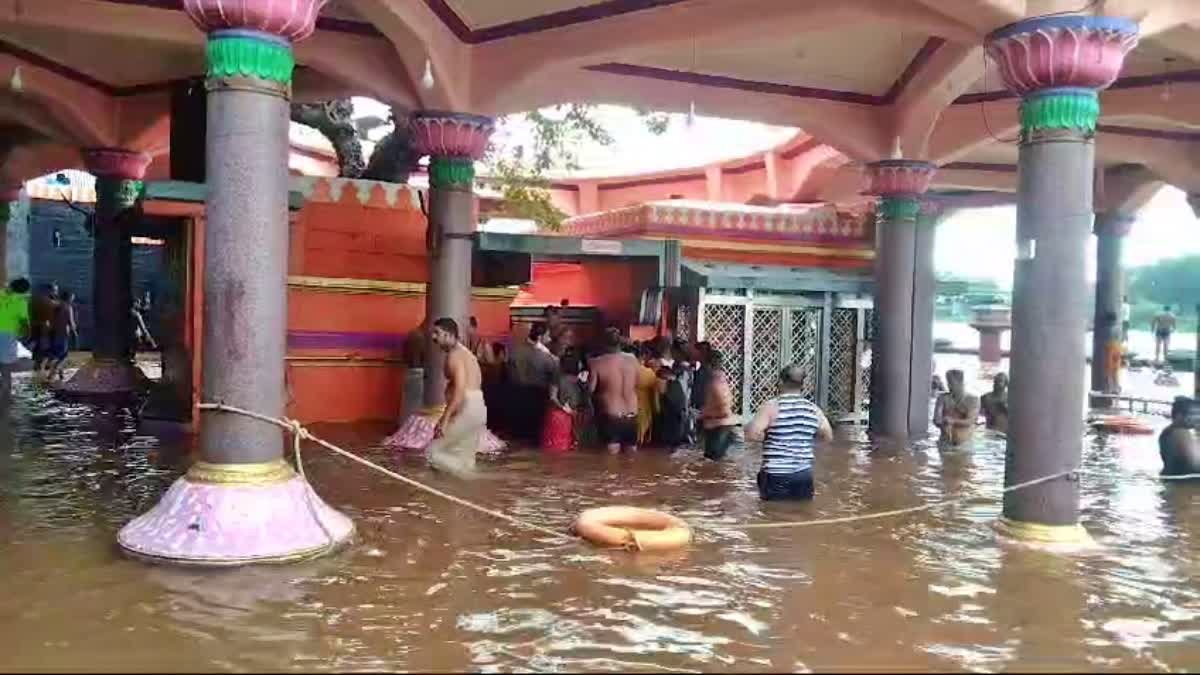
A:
<box><xmin>0</xmin><ymin>0</ymin><xmax>1198</xmax><ymax>671</ymax></box>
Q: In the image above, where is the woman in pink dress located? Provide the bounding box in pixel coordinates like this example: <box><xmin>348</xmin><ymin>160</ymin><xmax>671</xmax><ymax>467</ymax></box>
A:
<box><xmin>542</xmin><ymin>355</ymin><xmax>584</xmax><ymax>453</ymax></box>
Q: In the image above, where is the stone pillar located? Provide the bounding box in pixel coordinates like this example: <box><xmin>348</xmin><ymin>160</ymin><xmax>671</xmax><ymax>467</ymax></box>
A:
<box><xmin>1188</xmin><ymin>195</ymin><xmax>1200</xmax><ymax>401</ymax></box>
<box><xmin>0</xmin><ymin>185</ymin><xmax>18</xmax><ymax>283</ymax></box>
<box><xmin>970</xmin><ymin>305</ymin><xmax>1012</xmax><ymax>364</ymax></box>
<box><xmin>865</xmin><ymin>159</ymin><xmax>936</xmax><ymax>439</ymax></box>
<box><xmin>1090</xmin><ymin>212</ymin><xmax>1133</xmax><ymax>401</ymax></box>
<box><xmin>986</xmin><ymin>15</ymin><xmax>1137</xmax><ymax>549</ymax></box>
<box><xmin>416</xmin><ymin>113</ymin><xmax>494</xmax><ymax>407</ymax></box>
<box><xmin>384</xmin><ymin>114</ymin><xmax>506</xmax><ymax>453</ymax></box>
<box><xmin>59</xmin><ymin>149</ymin><xmax>151</xmax><ymax>400</ymax></box>
<box><xmin>118</xmin><ymin>0</ymin><xmax>352</xmax><ymax>566</ymax></box>
<box><xmin>909</xmin><ymin>202</ymin><xmax>940</xmax><ymax>435</ymax></box>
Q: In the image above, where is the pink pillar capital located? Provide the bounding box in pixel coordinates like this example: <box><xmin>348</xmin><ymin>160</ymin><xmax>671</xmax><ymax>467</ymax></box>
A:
<box><xmin>183</xmin><ymin>0</ymin><xmax>327</xmax><ymax>41</ymax></box>
<box><xmin>985</xmin><ymin>16</ymin><xmax>1138</xmax><ymax>96</ymax></box>
<box><xmin>864</xmin><ymin>159</ymin><xmax>936</xmax><ymax>197</ymax></box>
<box><xmin>82</xmin><ymin>149</ymin><xmax>152</xmax><ymax>181</ymax></box>
<box><xmin>412</xmin><ymin>112</ymin><xmax>496</xmax><ymax>160</ymax></box>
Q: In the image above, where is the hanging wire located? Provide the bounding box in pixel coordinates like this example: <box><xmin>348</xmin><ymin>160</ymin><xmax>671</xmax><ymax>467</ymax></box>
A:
<box><xmin>974</xmin><ymin>0</ymin><xmax>1105</xmax><ymax>146</ymax></box>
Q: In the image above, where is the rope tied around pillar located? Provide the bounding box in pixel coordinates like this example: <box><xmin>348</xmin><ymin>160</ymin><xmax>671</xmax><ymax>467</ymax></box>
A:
<box><xmin>195</xmin><ymin>403</ymin><xmax>1199</xmax><ymax>542</ymax></box>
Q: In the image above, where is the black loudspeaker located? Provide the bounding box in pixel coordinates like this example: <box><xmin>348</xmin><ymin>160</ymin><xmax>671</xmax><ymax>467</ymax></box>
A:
<box><xmin>169</xmin><ymin>78</ymin><xmax>207</xmax><ymax>183</ymax></box>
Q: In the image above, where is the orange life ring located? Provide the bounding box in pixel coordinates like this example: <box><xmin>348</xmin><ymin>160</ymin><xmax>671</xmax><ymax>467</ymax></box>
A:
<box><xmin>572</xmin><ymin>506</ymin><xmax>692</xmax><ymax>552</ymax></box>
<box><xmin>1090</xmin><ymin>416</ymin><xmax>1154</xmax><ymax>435</ymax></box>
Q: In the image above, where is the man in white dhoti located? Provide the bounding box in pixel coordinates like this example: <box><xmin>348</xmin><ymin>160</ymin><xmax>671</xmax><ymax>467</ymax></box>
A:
<box><xmin>428</xmin><ymin>317</ymin><xmax>487</xmax><ymax>478</ymax></box>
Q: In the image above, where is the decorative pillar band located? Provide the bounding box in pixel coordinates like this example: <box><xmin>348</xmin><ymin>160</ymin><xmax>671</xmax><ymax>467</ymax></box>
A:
<box><xmin>96</xmin><ymin>177</ymin><xmax>145</xmax><ymax>210</ymax></box>
<box><xmin>877</xmin><ymin>196</ymin><xmax>922</xmax><ymax>222</ymax></box>
<box><xmin>986</xmin><ymin>16</ymin><xmax>1138</xmax><ymax>141</ymax></box>
<box><xmin>1020</xmin><ymin>88</ymin><xmax>1100</xmax><ymax>135</ymax></box>
<box><xmin>429</xmin><ymin>156</ymin><xmax>476</xmax><ymax>190</ymax></box>
<box><xmin>865</xmin><ymin>159</ymin><xmax>936</xmax><ymax>224</ymax></box>
<box><xmin>83</xmin><ymin>149</ymin><xmax>152</xmax><ymax>210</ymax></box>
<box><xmin>206</xmin><ymin>30</ymin><xmax>295</xmax><ymax>86</ymax></box>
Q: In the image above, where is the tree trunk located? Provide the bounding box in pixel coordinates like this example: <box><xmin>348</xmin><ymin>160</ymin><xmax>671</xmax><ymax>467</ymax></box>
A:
<box><xmin>289</xmin><ymin>99</ymin><xmax>366</xmax><ymax>178</ymax></box>
<box><xmin>363</xmin><ymin>107</ymin><xmax>419</xmax><ymax>184</ymax></box>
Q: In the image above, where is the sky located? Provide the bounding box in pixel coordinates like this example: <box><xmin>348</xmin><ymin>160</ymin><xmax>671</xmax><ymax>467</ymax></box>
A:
<box><xmin>936</xmin><ymin>186</ymin><xmax>1200</xmax><ymax>288</ymax></box>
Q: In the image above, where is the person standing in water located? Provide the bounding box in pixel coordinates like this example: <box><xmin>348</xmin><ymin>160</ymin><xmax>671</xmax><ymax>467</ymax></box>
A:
<box><xmin>979</xmin><ymin>372</ymin><xmax>1009</xmax><ymax>433</ymax></box>
<box><xmin>588</xmin><ymin>328</ymin><xmax>639</xmax><ymax>454</ymax></box>
<box><xmin>701</xmin><ymin>350</ymin><xmax>740</xmax><ymax>460</ymax></box>
<box><xmin>744</xmin><ymin>365</ymin><xmax>833</xmax><ymax>501</ymax></box>
<box><xmin>1152</xmin><ymin>305</ymin><xmax>1177</xmax><ymax>364</ymax></box>
<box><xmin>45</xmin><ymin>290</ymin><xmax>77</xmax><ymax>381</ymax></box>
<box><xmin>1159</xmin><ymin>397</ymin><xmax>1198</xmax><ymax>478</ymax></box>
<box><xmin>0</xmin><ymin>279</ymin><xmax>30</xmax><ymax>404</ymax></box>
<box><xmin>427</xmin><ymin>318</ymin><xmax>486</xmax><ymax>478</ymax></box>
<box><xmin>933</xmin><ymin>369</ymin><xmax>979</xmax><ymax>447</ymax></box>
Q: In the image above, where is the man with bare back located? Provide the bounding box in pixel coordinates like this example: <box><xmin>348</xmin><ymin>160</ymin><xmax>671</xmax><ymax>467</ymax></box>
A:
<box><xmin>588</xmin><ymin>327</ymin><xmax>639</xmax><ymax>454</ymax></box>
<box><xmin>427</xmin><ymin>317</ymin><xmax>486</xmax><ymax>477</ymax></box>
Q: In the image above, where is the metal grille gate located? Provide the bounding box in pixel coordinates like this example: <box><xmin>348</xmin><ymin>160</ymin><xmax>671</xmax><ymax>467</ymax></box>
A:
<box><xmin>700</xmin><ymin>295</ymin><xmax>825</xmax><ymax>416</ymax></box>
<box><xmin>700</xmin><ymin>303</ymin><xmax>746</xmax><ymax>414</ymax></box>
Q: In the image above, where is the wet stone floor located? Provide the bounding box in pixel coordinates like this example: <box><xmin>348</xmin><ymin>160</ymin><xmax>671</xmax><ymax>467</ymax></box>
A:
<box><xmin>0</xmin><ymin>374</ymin><xmax>1197</xmax><ymax>672</ymax></box>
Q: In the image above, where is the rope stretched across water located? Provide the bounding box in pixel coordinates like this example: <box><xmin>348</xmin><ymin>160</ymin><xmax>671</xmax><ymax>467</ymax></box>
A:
<box><xmin>199</xmin><ymin>402</ymin><xmax>574</xmax><ymax>543</ymax></box>
<box><xmin>197</xmin><ymin>403</ymin><xmax>1198</xmax><ymax>539</ymax></box>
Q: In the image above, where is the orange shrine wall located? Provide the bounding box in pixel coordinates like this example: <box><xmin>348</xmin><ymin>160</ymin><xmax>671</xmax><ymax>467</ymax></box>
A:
<box><xmin>514</xmin><ymin>259</ymin><xmax>659</xmax><ymax>331</ymax></box>
<box><xmin>282</xmin><ymin>182</ymin><xmax>512</xmax><ymax>425</ymax></box>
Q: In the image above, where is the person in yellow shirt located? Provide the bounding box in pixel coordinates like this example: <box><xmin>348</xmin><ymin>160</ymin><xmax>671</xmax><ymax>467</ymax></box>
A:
<box><xmin>0</xmin><ymin>278</ymin><xmax>31</xmax><ymax>404</ymax></box>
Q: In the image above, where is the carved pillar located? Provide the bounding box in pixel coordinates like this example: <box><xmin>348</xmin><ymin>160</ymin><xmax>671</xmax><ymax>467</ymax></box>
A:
<box><xmin>865</xmin><ymin>159</ymin><xmax>936</xmax><ymax>439</ymax></box>
<box><xmin>1189</xmin><ymin>194</ymin><xmax>1200</xmax><ymax>401</ymax></box>
<box><xmin>385</xmin><ymin>114</ymin><xmax>504</xmax><ymax>452</ymax></box>
<box><xmin>986</xmin><ymin>15</ymin><xmax>1137</xmax><ymax>549</ymax></box>
<box><xmin>60</xmin><ymin>149</ymin><xmax>151</xmax><ymax>400</ymax></box>
<box><xmin>0</xmin><ymin>185</ymin><xmax>18</xmax><ymax>284</ymax></box>
<box><xmin>118</xmin><ymin>0</ymin><xmax>353</xmax><ymax>566</ymax></box>
<box><xmin>414</xmin><ymin>113</ymin><xmax>495</xmax><ymax>409</ymax></box>
<box><xmin>1090</xmin><ymin>212</ymin><xmax>1133</xmax><ymax>401</ymax></box>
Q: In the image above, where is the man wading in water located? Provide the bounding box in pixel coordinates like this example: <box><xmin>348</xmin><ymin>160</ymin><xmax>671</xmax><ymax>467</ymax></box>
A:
<box><xmin>744</xmin><ymin>365</ymin><xmax>833</xmax><ymax>501</ymax></box>
<box><xmin>427</xmin><ymin>318</ymin><xmax>486</xmax><ymax>478</ymax></box>
<box><xmin>979</xmin><ymin>372</ymin><xmax>1009</xmax><ymax>433</ymax></box>
<box><xmin>588</xmin><ymin>327</ymin><xmax>639</xmax><ymax>454</ymax></box>
<box><xmin>934</xmin><ymin>369</ymin><xmax>979</xmax><ymax>448</ymax></box>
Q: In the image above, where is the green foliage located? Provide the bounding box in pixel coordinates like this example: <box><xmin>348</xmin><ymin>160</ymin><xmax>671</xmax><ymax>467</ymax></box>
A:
<box><xmin>486</xmin><ymin>105</ymin><xmax>671</xmax><ymax>231</ymax></box>
<box><xmin>487</xmin><ymin>159</ymin><xmax>569</xmax><ymax>231</ymax></box>
<box><xmin>1128</xmin><ymin>255</ymin><xmax>1200</xmax><ymax>330</ymax></box>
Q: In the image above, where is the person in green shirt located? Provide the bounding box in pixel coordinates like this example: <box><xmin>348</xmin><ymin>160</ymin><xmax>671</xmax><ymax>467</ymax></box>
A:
<box><xmin>0</xmin><ymin>278</ymin><xmax>31</xmax><ymax>404</ymax></box>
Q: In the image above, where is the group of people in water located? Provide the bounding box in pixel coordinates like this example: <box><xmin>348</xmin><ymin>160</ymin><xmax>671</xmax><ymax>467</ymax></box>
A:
<box><xmin>416</xmin><ymin>308</ymin><xmax>831</xmax><ymax>501</ymax></box>
<box><xmin>418</xmin><ymin>303</ymin><xmax>1196</xmax><ymax>495</ymax></box>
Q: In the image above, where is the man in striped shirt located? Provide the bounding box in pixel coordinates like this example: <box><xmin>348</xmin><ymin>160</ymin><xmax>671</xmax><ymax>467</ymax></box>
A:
<box><xmin>744</xmin><ymin>364</ymin><xmax>833</xmax><ymax>501</ymax></box>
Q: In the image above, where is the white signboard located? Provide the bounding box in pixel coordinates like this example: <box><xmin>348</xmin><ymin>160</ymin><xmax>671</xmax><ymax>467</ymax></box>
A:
<box><xmin>580</xmin><ymin>239</ymin><xmax>624</xmax><ymax>255</ymax></box>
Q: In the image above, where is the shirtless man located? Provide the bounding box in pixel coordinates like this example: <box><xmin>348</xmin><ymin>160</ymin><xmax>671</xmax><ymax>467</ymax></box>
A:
<box><xmin>1152</xmin><ymin>305</ymin><xmax>1177</xmax><ymax>364</ymax></box>
<box><xmin>427</xmin><ymin>317</ymin><xmax>486</xmax><ymax>478</ymax></box>
<box><xmin>979</xmin><ymin>372</ymin><xmax>1008</xmax><ymax>433</ymax></box>
<box><xmin>588</xmin><ymin>327</ymin><xmax>639</xmax><ymax>454</ymax></box>
<box><xmin>1160</xmin><ymin>397</ymin><xmax>1199</xmax><ymax>478</ymax></box>
<box><xmin>933</xmin><ymin>369</ymin><xmax>979</xmax><ymax>448</ymax></box>
<box><xmin>701</xmin><ymin>350</ymin><xmax>740</xmax><ymax>460</ymax></box>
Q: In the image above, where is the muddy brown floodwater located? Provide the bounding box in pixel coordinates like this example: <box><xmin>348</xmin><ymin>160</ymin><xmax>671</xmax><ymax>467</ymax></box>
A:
<box><xmin>0</xmin><ymin>375</ymin><xmax>1197</xmax><ymax>672</ymax></box>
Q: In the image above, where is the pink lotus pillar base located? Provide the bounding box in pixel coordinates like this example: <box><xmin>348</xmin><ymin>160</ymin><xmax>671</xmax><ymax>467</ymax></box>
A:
<box><xmin>383</xmin><ymin>410</ymin><xmax>507</xmax><ymax>456</ymax></box>
<box><xmin>58</xmin><ymin>359</ymin><xmax>149</xmax><ymax>399</ymax></box>
<box><xmin>117</xmin><ymin>468</ymin><xmax>354</xmax><ymax>566</ymax></box>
